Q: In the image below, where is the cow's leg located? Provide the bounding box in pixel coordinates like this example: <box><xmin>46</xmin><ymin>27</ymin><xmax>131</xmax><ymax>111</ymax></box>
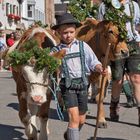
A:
<box><xmin>95</xmin><ymin>76</ymin><xmax>108</xmax><ymax>128</ymax></box>
<box><xmin>24</xmin><ymin>104</ymin><xmax>38</xmax><ymax>140</ymax></box>
<box><xmin>17</xmin><ymin>91</ymin><xmax>28</xmax><ymax>125</ymax></box>
<box><xmin>12</xmin><ymin>71</ymin><xmax>29</xmax><ymax>127</ymax></box>
<box><xmin>96</xmin><ymin>95</ymin><xmax>107</xmax><ymax>128</ymax></box>
<box><xmin>38</xmin><ymin>94</ymin><xmax>52</xmax><ymax>140</ymax></box>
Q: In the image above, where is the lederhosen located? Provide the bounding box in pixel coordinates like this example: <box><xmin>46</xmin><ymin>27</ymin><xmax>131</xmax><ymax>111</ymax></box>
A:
<box><xmin>59</xmin><ymin>41</ymin><xmax>89</xmax><ymax>112</ymax></box>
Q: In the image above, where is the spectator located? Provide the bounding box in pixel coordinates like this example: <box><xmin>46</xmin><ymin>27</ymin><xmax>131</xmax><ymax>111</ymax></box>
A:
<box><xmin>7</xmin><ymin>33</ymin><xmax>15</xmax><ymax>47</ymax></box>
<box><xmin>0</xmin><ymin>29</ymin><xmax>7</xmax><ymax>70</ymax></box>
<box><xmin>0</xmin><ymin>30</ymin><xmax>7</xmax><ymax>52</ymax></box>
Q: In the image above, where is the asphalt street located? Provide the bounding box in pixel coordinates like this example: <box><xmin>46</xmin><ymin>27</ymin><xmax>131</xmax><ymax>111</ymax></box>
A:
<box><xmin>0</xmin><ymin>71</ymin><xmax>140</xmax><ymax>140</ymax></box>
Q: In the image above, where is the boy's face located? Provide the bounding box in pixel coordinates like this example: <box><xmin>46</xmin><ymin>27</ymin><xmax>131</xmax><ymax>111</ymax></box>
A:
<box><xmin>57</xmin><ymin>24</ymin><xmax>76</xmax><ymax>44</ymax></box>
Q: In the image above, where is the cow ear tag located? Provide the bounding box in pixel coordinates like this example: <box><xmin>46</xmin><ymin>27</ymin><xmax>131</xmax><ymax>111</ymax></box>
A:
<box><xmin>111</xmin><ymin>0</ymin><xmax>121</xmax><ymax>9</ymax></box>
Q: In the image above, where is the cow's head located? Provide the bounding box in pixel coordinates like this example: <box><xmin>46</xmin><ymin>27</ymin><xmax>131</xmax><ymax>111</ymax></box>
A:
<box><xmin>9</xmin><ymin>26</ymin><xmax>65</xmax><ymax>105</ymax></box>
<box><xmin>98</xmin><ymin>21</ymin><xmax>129</xmax><ymax>61</ymax></box>
<box><xmin>76</xmin><ymin>19</ymin><xmax>129</xmax><ymax>62</ymax></box>
<box><xmin>19</xmin><ymin>49</ymin><xmax>65</xmax><ymax>105</ymax></box>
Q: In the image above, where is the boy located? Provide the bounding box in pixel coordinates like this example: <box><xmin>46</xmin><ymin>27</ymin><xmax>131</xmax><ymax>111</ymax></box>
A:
<box><xmin>51</xmin><ymin>13</ymin><xmax>107</xmax><ymax>140</ymax></box>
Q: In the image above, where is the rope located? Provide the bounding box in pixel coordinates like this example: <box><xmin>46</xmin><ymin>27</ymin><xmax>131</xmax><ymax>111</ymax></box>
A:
<box><xmin>49</xmin><ymin>75</ymin><xmax>64</xmax><ymax>121</ymax></box>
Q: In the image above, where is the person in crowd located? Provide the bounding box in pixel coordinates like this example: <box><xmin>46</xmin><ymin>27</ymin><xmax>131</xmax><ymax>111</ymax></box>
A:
<box><xmin>0</xmin><ymin>30</ymin><xmax>7</xmax><ymax>52</ymax></box>
<box><xmin>0</xmin><ymin>29</ymin><xmax>7</xmax><ymax>70</ymax></box>
<box><xmin>98</xmin><ymin>0</ymin><xmax>140</xmax><ymax>126</ymax></box>
<box><xmin>51</xmin><ymin>13</ymin><xmax>108</xmax><ymax>140</ymax></box>
<box><xmin>7</xmin><ymin>33</ymin><xmax>15</xmax><ymax>47</ymax></box>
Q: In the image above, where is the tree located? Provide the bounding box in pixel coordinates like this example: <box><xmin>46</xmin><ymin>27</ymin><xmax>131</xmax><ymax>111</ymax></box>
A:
<box><xmin>67</xmin><ymin>0</ymin><xmax>99</xmax><ymax>22</ymax></box>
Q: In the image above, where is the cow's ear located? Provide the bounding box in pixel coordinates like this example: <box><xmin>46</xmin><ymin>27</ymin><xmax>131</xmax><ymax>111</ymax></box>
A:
<box><xmin>51</xmin><ymin>49</ymin><xmax>66</xmax><ymax>59</ymax></box>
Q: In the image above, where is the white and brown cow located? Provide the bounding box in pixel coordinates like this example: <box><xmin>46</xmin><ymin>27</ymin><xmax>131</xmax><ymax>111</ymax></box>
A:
<box><xmin>6</xmin><ymin>26</ymin><xmax>65</xmax><ymax>140</ymax></box>
<box><xmin>76</xmin><ymin>18</ymin><xmax>129</xmax><ymax>128</ymax></box>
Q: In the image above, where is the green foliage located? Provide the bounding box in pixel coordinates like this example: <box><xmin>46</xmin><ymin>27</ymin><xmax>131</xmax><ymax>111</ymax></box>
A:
<box><xmin>29</xmin><ymin>21</ymin><xmax>48</xmax><ymax>28</ymax></box>
<box><xmin>68</xmin><ymin>0</ymin><xmax>99</xmax><ymax>21</ymax></box>
<box><xmin>9</xmin><ymin>39</ymin><xmax>61</xmax><ymax>74</ymax></box>
<box><xmin>103</xmin><ymin>1</ymin><xmax>132</xmax><ymax>40</ymax></box>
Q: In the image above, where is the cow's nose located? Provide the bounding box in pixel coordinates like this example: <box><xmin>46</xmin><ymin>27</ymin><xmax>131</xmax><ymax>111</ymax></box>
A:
<box><xmin>31</xmin><ymin>95</ymin><xmax>43</xmax><ymax>103</ymax></box>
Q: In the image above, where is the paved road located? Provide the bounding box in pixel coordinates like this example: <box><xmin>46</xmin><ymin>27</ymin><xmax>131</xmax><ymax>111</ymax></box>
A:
<box><xmin>0</xmin><ymin>71</ymin><xmax>140</xmax><ymax>140</ymax></box>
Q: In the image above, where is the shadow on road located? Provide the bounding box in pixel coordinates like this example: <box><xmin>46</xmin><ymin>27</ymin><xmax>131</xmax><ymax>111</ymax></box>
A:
<box><xmin>7</xmin><ymin>103</ymin><xmax>19</xmax><ymax>111</ymax></box>
<box><xmin>49</xmin><ymin>108</ymin><xmax>69</xmax><ymax>122</ymax></box>
<box><xmin>87</xmin><ymin>137</ymin><xmax>127</xmax><ymax>140</ymax></box>
<box><xmin>86</xmin><ymin>114</ymin><xmax>138</xmax><ymax>127</ymax></box>
<box><xmin>0</xmin><ymin>124</ymin><xmax>26</xmax><ymax>140</ymax></box>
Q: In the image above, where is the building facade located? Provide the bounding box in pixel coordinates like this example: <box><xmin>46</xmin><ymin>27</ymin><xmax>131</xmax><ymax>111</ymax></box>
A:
<box><xmin>0</xmin><ymin>0</ymin><xmax>45</xmax><ymax>33</ymax></box>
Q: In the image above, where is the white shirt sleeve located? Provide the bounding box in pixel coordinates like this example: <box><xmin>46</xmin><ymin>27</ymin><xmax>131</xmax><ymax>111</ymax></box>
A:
<box><xmin>83</xmin><ymin>42</ymin><xmax>101</xmax><ymax>72</ymax></box>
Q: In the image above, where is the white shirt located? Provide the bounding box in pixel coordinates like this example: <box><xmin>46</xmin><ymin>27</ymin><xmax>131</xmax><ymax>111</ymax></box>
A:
<box><xmin>56</xmin><ymin>39</ymin><xmax>101</xmax><ymax>78</ymax></box>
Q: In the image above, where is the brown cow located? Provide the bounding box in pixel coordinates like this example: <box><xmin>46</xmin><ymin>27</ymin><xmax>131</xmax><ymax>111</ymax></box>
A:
<box><xmin>76</xmin><ymin>18</ymin><xmax>129</xmax><ymax>128</ymax></box>
<box><xmin>6</xmin><ymin>26</ymin><xmax>65</xmax><ymax>140</ymax></box>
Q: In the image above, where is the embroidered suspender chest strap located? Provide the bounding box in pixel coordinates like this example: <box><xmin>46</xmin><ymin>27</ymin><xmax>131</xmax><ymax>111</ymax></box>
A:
<box><xmin>129</xmin><ymin>0</ymin><xmax>135</xmax><ymax>36</ymax></box>
<box><xmin>62</xmin><ymin>41</ymin><xmax>88</xmax><ymax>88</ymax></box>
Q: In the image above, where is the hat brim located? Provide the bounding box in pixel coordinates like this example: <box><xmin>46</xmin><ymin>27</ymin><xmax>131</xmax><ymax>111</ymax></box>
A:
<box><xmin>51</xmin><ymin>22</ymin><xmax>82</xmax><ymax>30</ymax></box>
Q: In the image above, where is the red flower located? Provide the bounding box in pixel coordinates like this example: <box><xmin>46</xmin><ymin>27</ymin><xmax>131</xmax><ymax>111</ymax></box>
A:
<box><xmin>7</xmin><ymin>14</ymin><xmax>15</xmax><ymax>19</ymax></box>
<box><xmin>14</xmin><ymin>15</ymin><xmax>21</xmax><ymax>21</ymax></box>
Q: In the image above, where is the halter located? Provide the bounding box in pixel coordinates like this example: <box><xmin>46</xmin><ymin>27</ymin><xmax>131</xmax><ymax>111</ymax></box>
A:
<box><xmin>25</xmin><ymin>80</ymin><xmax>49</xmax><ymax>87</ymax></box>
<box><xmin>24</xmin><ymin>74</ymin><xmax>64</xmax><ymax>121</ymax></box>
<box><xmin>95</xmin><ymin>23</ymin><xmax>118</xmax><ymax>60</ymax></box>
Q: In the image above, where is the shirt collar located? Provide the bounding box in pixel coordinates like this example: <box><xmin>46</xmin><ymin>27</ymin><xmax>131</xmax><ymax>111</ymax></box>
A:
<box><xmin>59</xmin><ymin>39</ymin><xmax>79</xmax><ymax>48</ymax></box>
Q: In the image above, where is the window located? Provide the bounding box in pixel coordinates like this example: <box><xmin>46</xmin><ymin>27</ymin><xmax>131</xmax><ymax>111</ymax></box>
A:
<box><xmin>16</xmin><ymin>6</ymin><xmax>19</xmax><ymax>15</ymax></box>
<box><xmin>6</xmin><ymin>3</ymin><xmax>10</xmax><ymax>15</ymax></box>
<box><xmin>13</xmin><ymin>5</ymin><xmax>16</xmax><ymax>14</ymax></box>
<box><xmin>10</xmin><ymin>4</ymin><xmax>12</xmax><ymax>14</ymax></box>
<box><xmin>28</xmin><ymin>4</ymin><xmax>33</xmax><ymax>18</ymax></box>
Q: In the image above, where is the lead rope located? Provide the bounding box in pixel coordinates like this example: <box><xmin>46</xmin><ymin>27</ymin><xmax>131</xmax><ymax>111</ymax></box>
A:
<box><xmin>49</xmin><ymin>74</ymin><xmax>64</xmax><ymax>121</ymax></box>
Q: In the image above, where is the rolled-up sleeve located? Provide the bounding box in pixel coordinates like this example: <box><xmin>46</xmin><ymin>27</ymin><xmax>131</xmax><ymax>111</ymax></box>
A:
<box><xmin>98</xmin><ymin>3</ymin><xmax>105</xmax><ymax>21</ymax></box>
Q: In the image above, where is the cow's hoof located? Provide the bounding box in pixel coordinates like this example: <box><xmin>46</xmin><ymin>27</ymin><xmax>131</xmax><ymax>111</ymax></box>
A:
<box><xmin>98</xmin><ymin>122</ymin><xmax>107</xmax><ymax>128</ymax></box>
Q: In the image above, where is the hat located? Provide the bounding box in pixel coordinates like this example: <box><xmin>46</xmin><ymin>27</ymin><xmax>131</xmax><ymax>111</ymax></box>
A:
<box><xmin>51</xmin><ymin>13</ymin><xmax>82</xmax><ymax>30</ymax></box>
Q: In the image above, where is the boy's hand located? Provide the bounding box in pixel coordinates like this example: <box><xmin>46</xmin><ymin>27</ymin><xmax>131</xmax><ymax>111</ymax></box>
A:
<box><xmin>95</xmin><ymin>64</ymin><xmax>108</xmax><ymax>75</ymax></box>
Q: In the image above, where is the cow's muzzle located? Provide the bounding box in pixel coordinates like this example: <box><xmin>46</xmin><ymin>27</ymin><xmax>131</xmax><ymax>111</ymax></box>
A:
<box><xmin>31</xmin><ymin>95</ymin><xmax>43</xmax><ymax>104</ymax></box>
